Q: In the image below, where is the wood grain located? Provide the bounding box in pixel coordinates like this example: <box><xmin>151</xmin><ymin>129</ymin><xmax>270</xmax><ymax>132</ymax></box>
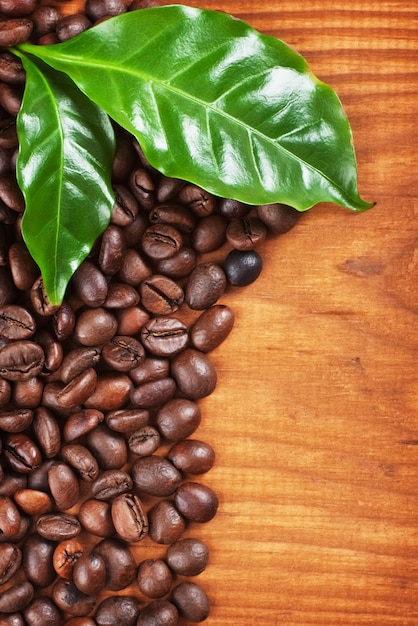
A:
<box><xmin>33</xmin><ymin>1</ymin><xmax>418</xmax><ymax>624</ymax></box>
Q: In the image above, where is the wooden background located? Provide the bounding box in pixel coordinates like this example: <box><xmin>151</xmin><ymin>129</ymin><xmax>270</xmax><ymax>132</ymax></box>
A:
<box><xmin>52</xmin><ymin>1</ymin><xmax>418</xmax><ymax>624</ymax></box>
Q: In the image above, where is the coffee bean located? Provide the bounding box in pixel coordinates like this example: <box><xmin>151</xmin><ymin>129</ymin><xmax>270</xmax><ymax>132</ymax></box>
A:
<box><xmin>167</xmin><ymin>439</ymin><xmax>215</xmax><ymax>475</ymax></box>
<box><xmin>60</xmin><ymin>347</ymin><xmax>101</xmax><ymax>384</ymax></box>
<box><xmin>94</xmin><ymin>595</ymin><xmax>140</xmax><ymax>626</ymax></box>
<box><xmin>36</xmin><ymin>330</ymin><xmax>63</xmax><ymax>375</ymax></box>
<box><xmin>52</xmin><ymin>578</ymin><xmax>96</xmax><ymax>616</ymax></box>
<box><xmin>60</xmin><ymin>444</ymin><xmax>99</xmax><ymax>482</ymax></box>
<box><xmin>48</xmin><ymin>462</ymin><xmax>80</xmax><ymax>510</ymax></box>
<box><xmin>226</xmin><ymin>216</ymin><xmax>267</xmax><ymax>250</ymax></box>
<box><xmin>84</xmin><ymin>373</ymin><xmax>132</xmax><ymax>412</ymax></box>
<box><xmin>52</xmin><ymin>300</ymin><xmax>76</xmax><ymax>341</ymax></box>
<box><xmin>0</xmin><ymin>542</ymin><xmax>21</xmax><ymax>585</ymax></box>
<box><xmin>171</xmin><ymin>581</ymin><xmax>210</xmax><ymax>622</ymax></box>
<box><xmin>56</xmin><ymin>13</ymin><xmax>92</xmax><ymax>42</ymax></box>
<box><xmin>56</xmin><ymin>367</ymin><xmax>97</xmax><ymax>409</ymax></box>
<box><xmin>147</xmin><ymin>500</ymin><xmax>186</xmax><ymax>545</ymax></box>
<box><xmin>12</xmin><ymin>377</ymin><xmax>43</xmax><ymax>409</ymax></box>
<box><xmin>111</xmin><ymin>184</ymin><xmax>139</xmax><ymax>226</ymax></box>
<box><xmin>91</xmin><ymin>469</ymin><xmax>132</xmax><ymax>501</ymax></box>
<box><xmin>71</xmin><ymin>260</ymin><xmax>108</xmax><ymax>307</ymax></box>
<box><xmin>93</xmin><ymin>537</ymin><xmax>136</xmax><ymax>591</ymax></box>
<box><xmin>0</xmin><ymin>495</ymin><xmax>21</xmax><ymax>537</ymax></box>
<box><xmin>191</xmin><ymin>213</ymin><xmax>227</xmax><ymax>253</ymax></box>
<box><xmin>53</xmin><ymin>537</ymin><xmax>84</xmax><ymax>579</ymax></box>
<box><xmin>111</xmin><ymin>493</ymin><xmax>148</xmax><ymax>542</ymax></box>
<box><xmin>128</xmin><ymin>425</ymin><xmax>161</xmax><ymax>457</ymax></box>
<box><xmin>156</xmin><ymin>246</ymin><xmax>197</xmax><ymax>279</ymax></box>
<box><xmin>0</xmin><ymin>52</ymin><xmax>25</xmax><ymax>84</ymax></box>
<box><xmin>22</xmin><ymin>534</ymin><xmax>55</xmax><ymax>587</ymax></box>
<box><xmin>256</xmin><ymin>202</ymin><xmax>301</xmax><ymax>234</ymax></box>
<box><xmin>218</xmin><ymin>197</ymin><xmax>251</xmax><ymax>219</ymax></box>
<box><xmin>141</xmin><ymin>224</ymin><xmax>183</xmax><ymax>261</ymax></box>
<box><xmin>178</xmin><ymin>184</ymin><xmax>216</xmax><ymax>217</ymax></box>
<box><xmin>140</xmin><ymin>316</ymin><xmax>188</xmax><ymax>357</ymax></box>
<box><xmin>63</xmin><ymin>619</ymin><xmax>96</xmax><ymax>626</ymax></box>
<box><xmin>8</xmin><ymin>242</ymin><xmax>38</xmax><ymax>291</ymax></box>
<box><xmin>105</xmin><ymin>407</ymin><xmax>150</xmax><ymax>434</ymax></box>
<box><xmin>116</xmin><ymin>247</ymin><xmax>152</xmax><ymax>286</ymax></box>
<box><xmin>98</xmin><ymin>225</ymin><xmax>127</xmax><ymax>275</ymax></box>
<box><xmin>0</xmin><ymin>408</ymin><xmax>33</xmax><ymax>433</ymax></box>
<box><xmin>32</xmin><ymin>412</ymin><xmax>61</xmax><ymax>463</ymax></box>
<box><xmin>149</xmin><ymin>203</ymin><xmax>196</xmax><ymax>234</ymax></box>
<box><xmin>0</xmin><ymin>0</ymin><xmax>37</xmax><ymax>16</ymax></box>
<box><xmin>0</xmin><ymin>376</ymin><xmax>11</xmax><ymax>408</ymax></box>
<box><xmin>103</xmin><ymin>281</ymin><xmax>140</xmax><ymax>308</ymax></box>
<box><xmin>0</xmin><ymin>472</ymin><xmax>27</xmax><ymax>497</ymax></box>
<box><xmin>166</xmin><ymin>537</ymin><xmax>209</xmax><ymax>577</ymax></box>
<box><xmin>223</xmin><ymin>248</ymin><xmax>263</xmax><ymax>286</ymax></box>
<box><xmin>101</xmin><ymin>335</ymin><xmax>145</xmax><ymax>371</ymax></box>
<box><xmin>155</xmin><ymin>398</ymin><xmax>201</xmax><ymax>442</ymax></box>
<box><xmin>129</xmin><ymin>167</ymin><xmax>155</xmax><ymax>209</ymax></box>
<box><xmin>3</xmin><ymin>434</ymin><xmax>42</xmax><ymax>473</ymax></box>
<box><xmin>85</xmin><ymin>424</ymin><xmax>128</xmax><ymax>470</ymax></box>
<box><xmin>0</xmin><ymin>613</ymin><xmax>25</xmax><ymax>626</ymax></box>
<box><xmin>73</xmin><ymin>552</ymin><xmax>107</xmax><ymax>595</ymax></box>
<box><xmin>190</xmin><ymin>304</ymin><xmax>235</xmax><ymax>352</ymax></box>
<box><xmin>115</xmin><ymin>304</ymin><xmax>150</xmax><ymax>336</ymax></box>
<box><xmin>23</xmin><ymin>596</ymin><xmax>61</xmax><ymax>626</ymax></box>
<box><xmin>185</xmin><ymin>262</ymin><xmax>227</xmax><ymax>309</ymax></box>
<box><xmin>36</xmin><ymin>512</ymin><xmax>81</xmax><ymax>541</ymax></box>
<box><xmin>13</xmin><ymin>488</ymin><xmax>53</xmax><ymax>515</ymax></box>
<box><xmin>174</xmin><ymin>481</ymin><xmax>219</xmax><ymax>523</ymax></box>
<box><xmin>140</xmin><ymin>274</ymin><xmax>184</xmax><ymax>315</ymax></box>
<box><xmin>62</xmin><ymin>409</ymin><xmax>104</xmax><ymax>443</ymax></box>
<box><xmin>130</xmin><ymin>377</ymin><xmax>176</xmax><ymax>409</ymax></box>
<box><xmin>0</xmin><ymin>304</ymin><xmax>36</xmax><ymax>339</ymax></box>
<box><xmin>131</xmin><ymin>455</ymin><xmax>182</xmax><ymax>497</ymax></box>
<box><xmin>0</xmin><ymin>19</ymin><xmax>33</xmax><ymax>50</ymax></box>
<box><xmin>0</xmin><ymin>340</ymin><xmax>45</xmax><ymax>381</ymax></box>
<box><xmin>137</xmin><ymin>559</ymin><xmax>173</xmax><ymax>598</ymax></box>
<box><xmin>0</xmin><ymin>580</ymin><xmax>34</xmax><ymax>613</ymax></box>
<box><xmin>136</xmin><ymin>599</ymin><xmax>179</xmax><ymax>626</ymax></box>
<box><xmin>30</xmin><ymin>276</ymin><xmax>60</xmax><ymax>317</ymax></box>
<box><xmin>171</xmin><ymin>349</ymin><xmax>217</xmax><ymax>399</ymax></box>
<box><xmin>31</xmin><ymin>5</ymin><xmax>60</xmax><ymax>37</ymax></box>
<box><xmin>78</xmin><ymin>499</ymin><xmax>115</xmax><ymax>538</ymax></box>
<box><xmin>74</xmin><ymin>307</ymin><xmax>118</xmax><ymax>346</ymax></box>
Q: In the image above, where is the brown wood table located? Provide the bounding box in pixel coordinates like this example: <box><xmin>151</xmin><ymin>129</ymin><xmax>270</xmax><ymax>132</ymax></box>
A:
<box><xmin>30</xmin><ymin>1</ymin><xmax>418</xmax><ymax>624</ymax></box>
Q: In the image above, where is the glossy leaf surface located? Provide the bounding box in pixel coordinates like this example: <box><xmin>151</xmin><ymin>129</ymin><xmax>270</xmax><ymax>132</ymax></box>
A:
<box><xmin>14</xmin><ymin>52</ymin><xmax>115</xmax><ymax>305</ymax></box>
<box><xmin>19</xmin><ymin>5</ymin><xmax>372</xmax><ymax>211</ymax></box>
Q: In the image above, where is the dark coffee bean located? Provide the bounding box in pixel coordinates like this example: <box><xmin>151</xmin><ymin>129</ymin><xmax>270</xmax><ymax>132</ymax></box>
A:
<box><xmin>42</xmin><ymin>382</ymin><xmax>76</xmax><ymax>416</ymax></box>
<box><xmin>147</xmin><ymin>500</ymin><xmax>186</xmax><ymax>545</ymax></box>
<box><xmin>131</xmin><ymin>455</ymin><xmax>182</xmax><ymax>497</ymax></box>
<box><xmin>0</xmin><ymin>0</ymin><xmax>37</xmax><ymax>16</ymax></box>
<box><xmin>141</xmin><ymin>224</ymin><xmax>183</xmax><ymax>260</ymax></box>
<box><xmin>85</xmin><ymin>424</ymin><xmax>128</xmax><ymax>470</ymax></box>
<box><xmin>74</xmin><ymin>307</ymin><xmax>118</xmax><ymax>346</ymax></box>
<box><xmin>91</xmin><ymin>469</ymin><xmax>132</xmax><ymax>501</ymax></box>
<box><xmin>30</xmin><ymin>277</ymin><xmax>60</xmax><ymax>317</ymax></box>
<box><xmin>52</xmin><ymin>578</ymin><xmax>96</xmax><ymax>617</ymax></box>
<box><xmin>3</xmin><ymin>434</ymin><xmax>42</xmax><ymax>473</ymax></box>
<box><xmin>101</xmin><ymin>335</ymin><xmax>145</xmax><ymax>371</ymax></box>
<box><xmin>0</xmin><ymin>267</ymin><xmax>16</xmax><ymax>305</ymax></box>
<box><xmin>190</xmin><ymin>304</ymin><xmax>235</xmax><ymax>352</ymax></box>
<box><xmin>140</xmin><ymin>316</ymin><xmax>188</xmax><ymax>357</ymax></box>
<box><xmin>60</xmin><ymin>444</ymin><xmax>99</xmax><ymax>482</ymax></box>
<box><xmin>0</xmin><ymin>542</ymin><xmax>21</xmax><ymax>585</ymax></box>
<box><xmin>63</xmin><ymin>409</ymin><xmax>104</xmax><ymax>443</ymax></box>
<box><xmin>136</xmin><ymin>599</ymin><xmax>179</xmax><ymax>626</ymax></box>
<box><xmin>0</xmin><ymin>19</ymin><xmax>33</xmax><ymax>48</ymax></box>
<box><xmin>0</xmin><ymin>580</ymin><xmax>34</xmax><ymax>613</ymax></box>
<box><xmin>33</xmin><ymin>407</ymin><xmax>61</xmax><ymax>458</ymax></box>
<box><xmin>111</xmin><ymin>493</ymin><xmax>148</xmax><ymax>543</ymax></box>
<box><xmin>226</xmin><ymin>216</ymin><xmax>267</xmax><ymax>249</ymax></box>
<box><xmin>223</xmin><ymin>248</ymin><xmax>263</xmax><ymax>286</ymax></box>
<box><xmin>36</xmin><ymin>512</ymin><xmax>81</xmax><ymax>541</ymax></box>
<box><xmin>31</xmin><ymin>4</ymin><xmax>60</xmax><ymax>37</ymax></box>
<box><xmin>0</xmin><ymin>52</ymin><xmax>25</xmax><ymax>84</ymax></box>
<box><xmin>115</xmin><ymin>304</ymin><xmax>149</xmax><ymax>336</ymax></box>
<box><xmin>60</xmin><ymin>347</ymin><xmax>101</xmax><ymax>384</ymax></box>
<box><xmin>78</xmin><ymin>499</ymin><xmax>115</xmax><ymax>538</ymax></box>
<box><xmin>171</xmin><ymin>349</ymin><xmax>217</xmax><ymax>399</ymax></box>
<box><xmin>0</xmin><ymin>117</ymin><xmax>17</xmax><ymax>150</ymax></box>
<box><xmin>53</xmin><ymin>538</ymin><xmax>84</xmax><ymax>579</ymax></box>
<box><xmin>129</xmin><ymin>356</ymin><xmax>170</xmax><ymax>386</ymax></box>
<box><xmin>129</xmin><ymin>167</ymin><xmax>155</xmax><ymax>209</ymax></box>
<box><xmin>0</xmin><ymin>613</ymin><xmax>25</xmax><ymax>626</ymax></box>
<box><xmin>84</xmin><ymin>373</ymin><xmax>132</xmax><ymax>411</ymax></box>
<box><xmin>111</xmin><ymin>185</ymin><xmax>139</xmax><ymax>226</ymax></box>
<box><xmin>27</xmin><ymin>460</ymin><xmax>54</xmax><ymax>492</ymax></box>
<box><xmin>123</xmin><ymin>211</ymin><xmax>149</xmax><ymax>247</ymax></box>
<box><xmin>12</xmin><ymin>377</ymin><xmax>43</xmax><ymax>409</ymax></box>
<box><xmin>73</xmin><ymin>552</ymin><xmax>106</xmax><ymax>595</ymax></box>
<box><xmin>0</xmin><ymin>408</ymin><xmax>33</xmax><ymax>433</ymax></box>
<box><xmin>218</xmin><ymin>197</ymin><xmax>251</xmax><ymax>219</ymax></box>
<box><xmin>156</xmin><ymin>246</ymin><xmax>197</xmax><ymax>279</ymax></box>
<box><xmin>112</xmin><ymin>134</ymin><xmax>136</xmax><ymax>183</ymax></box>
<box><xmin>23</xmin><ymin>596</ymin><xmax>61</xmax><ymax>626</ymax></box>
<box><xmin>185</xmin><ymin>262</ymin><xmax>227</xmax><ymax>310</ymax></box>
<box><xmin>22</xmin><ymin>533</ymin><xmax>55</xmax><ymax>587</ymax></box>
<box><xmin>166</xmin><ymin>537</ymin><xmax>209</xmax><ymax>576</ymax></box>
<box><xmin>56</xmin><ymin>13</ymin><xmax>92</xmax><ymax>41</ymax></box>
<box><xmin>71</xmin><ymin>261</ymin><xmax>108</xmax><ymax>307</ymax></box>
<box><xmin>105</xmin><ymin>407</ymin><xmax>150</xmax><ymax>434</ymax></box>
<box><xmin>178</xmin><ymin>184</ymin><xmax>216</xmax><ymax>217</ymax></box>
<box><xmin>130</xmin><ymin>377</ymin><xmax>176</xmax><ymax>409</ymax></box>
<box><xmin>52</xmin><ymin>300</ymin><xmax>76</xmax><ymax>341</ymax></box>
<box><xmin>167</xmin><ymin>439</ymin><xmax>215</xmax><ymax>475</ymax></box>
<box><xmin>56</xmin><ymin>367</ymin><xmax>97</xmax><ymax>409</ymax></box>
<box><xmin>174</xmin><ymin>481</ymin><xmax>218</xmax><ymax>523</ymax></box>
<box><xmin>94</xmin><ymin>595</ymin><xmax>140</xmax><ymax>626</ymax></box>
<box><xmin>128</xmin><ymin>425</ymin><xmax>160</xmax><ymax>457</ymax></box>
<box><xmin>0</xmin><ymin>81</ymin><xmax>22</xmax><ymax>117</ymax></box>
<box><xmin>171</xmin><ymin>581</ymin><xmax>210</xmax><ymax>622</ymax></box>
<box><xmin>149</xmin><ymin>203</ymin><xmax>196</xmax><ymax>234</ymax></box>
<box><xmin>140</xmin><ymin>274</ymin><xmax>184</xmax><ymax>315</ymax></box>
<box><xmin>98</xmin><ymin>225</ymin><xmax>127</xmax><ymax>275</ymax></box>
<box><xmin>155</xmin><ymin>398</ymin><xmax>201</xmax><ymax>442</ymax></box>
<box><xmin>48</xmin><ymin>462</ymin><xmax>80</xmax><ymax>510</ymax></box>
<box><xmin>191</xmin><ymin>213</ymin><xmax>227</xmax><ymax>253</ymax></box>
<box><xmin>256</xmin><ymin>202</ymin><xmax>301</xmax><ymax>234</ymax></box>
<box><xmin>36</xmin><ymin>330</ymin><xmax>63</xmax><ymax>375</ymax></box>
<box><xmin>13</xmin><ymin>488</ymin><xmax>52</xmax><ymax>515</ymax></box>
<box><xmin>137</xmin><ymin>559</ymin><xmax>173</xmax><ymax>598</ymax></box>
<box><xmin>103</xmin><ymin>281</ymin><xmax>140</xmax><ymax>309</ymax></box>
<box><xmin>0</xmin><ymin>305</ymin><xmax>35</xmax><ymax>339</ymax></box>
<box><xmin>85</xmin><ymin>0</ymin><xmax>126</xmax><ymax>21</ymax></box>
<box><xmin>0</xmin><ymin>376</ymin><xmax>11</xmax><ymax>407</ymax></box>
<box><xmin>157</xmin><ymin>175</ymin><xmax>185</xmax><ymax>202</ymax></box>
<box><xmin>0</xmin><ymin>340</ymin><xmax>45</xmax><ymax>381</ymax></box>
<box><xmin>93</xmin><ymin>537</ymin><xmax>136</xmax><ymax>591</ymax></box>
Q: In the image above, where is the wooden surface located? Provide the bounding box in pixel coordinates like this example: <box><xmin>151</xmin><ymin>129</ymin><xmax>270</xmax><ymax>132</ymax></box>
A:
<box><xmin>54</xmin><ymin>1</ymin><xmax>418</xmax><ymax>624</ymax></box>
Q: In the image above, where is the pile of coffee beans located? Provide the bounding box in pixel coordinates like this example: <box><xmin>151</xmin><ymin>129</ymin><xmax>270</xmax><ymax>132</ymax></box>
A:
<box><xmin>0</xmin><ymin>0</ymin><xmax>301</xmax><ymax>623</ymax></box>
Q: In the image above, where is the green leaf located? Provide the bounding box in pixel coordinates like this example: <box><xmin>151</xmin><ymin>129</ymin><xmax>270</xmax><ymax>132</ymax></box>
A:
<box><xmin>18</xmin><ymin>5</ymin><xmax>372</xmax><ymax>212</ymax></box>
<box><xmin>13</xmin><ymin>51</ymin><xmax>115</xmax><ymax>305</ymax></box>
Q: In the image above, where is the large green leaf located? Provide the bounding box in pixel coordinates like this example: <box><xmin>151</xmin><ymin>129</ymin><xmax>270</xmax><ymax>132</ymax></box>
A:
<box><xmin>14</xmin><ymin>52</ymin><xmax>115</xmax><ymax>305</ymax></box>
<box><xmin>18</xmin><ymin>5</ymin><xmax>372</xmax><ymax>212</ymax></box>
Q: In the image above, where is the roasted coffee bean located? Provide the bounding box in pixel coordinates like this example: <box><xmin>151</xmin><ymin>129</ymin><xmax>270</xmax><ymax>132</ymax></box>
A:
<box><xmin>0</xmin><ymin>340</ymin><xmax>45</xmax><ymax>381</ymax></box>
<box><xmin>190</xmin><ymin>304</ymin><xmax>235</xmax><ymax>352</ymax></box>
<box><xmin>52</xmin><ymin>300</ymin><xmax>76</xmax><ymax>341</ymax></box>
<box><xmin>137</xmin><ymin>559</ymin><xmax>173</xmax><ymax>598</ymax></box>
<box><xmin>112</xmin><ymin>134</ymin><xmax>136</xmax><ymax>183</ymax></box>
<box><xmin>53</xmin><ymin>538</ymin><xmax>84</xmax><ymax>579</ymax></box>
<box><xmin>36</xmin><ymin>330</ymin><xmax>63</xmax><ymax>375</ymax></box>
<box><xmin>0</xmin><ymin>580</ymin><xmax>34</xmax><ymax>613</ymax></box>
<box><xmin>27</xmin><ymin>460</ymin><xmax>54</xmax><ymax>492</ymax></box>
<box><xmin>74</xmin><ymin>307</ymin><xmax>118</xmax><ymax>346</ymax></box>
<box><xmin>0</xmin><ymin>19</ymin><xmax>32</xmax><ymax>52</ymax></box>
<box><xmin>128</xmin><ymin>425</ymin><xmax>161</xmax><ymax>457</ymax></box>
<box><xmin>0</xmin><ymin>0</ymin><xmax>37</xmax><ymax>16</ymax></box>
<box><xmin>52</xmin><ymin>578</ymin><xmax>96</xmax><ymax>617</ymax></box>
<box><xmin>83</xmin><ymin>372</ymin><xmax>132</xmax><ymax>411</ymax></box>
<box><xmin>63</xmin><ymin>409</ymin><xmax>104</xmax><ymax>443</ymax></box>
<box><xmin>93</xmin><ymin>537</ymin><xmax>137</xmax><ymax>591</ymax></box>
<box><xmin>155</xmin><ymin>398</ymin><xmax>202</xmax><ymax>442</ymax></box>
<box><xmin>166</xmin><ymin>537</ymin><xmax>209</xmax><ymax>576</ymax></box>
<box><xmin>36</xmin><ymin>512</ymin><xmax>81</xmax><ymax>541</ymax></box>
<box><xmin>226</xmin><ymin>216</ymin><xmax>267</xmax><ymax>250</ymax></box>
<box><xmin>0</xmin><ymin>52</ymin><xmax>25</xmax><ymax>84</ymax></box>
<box><xmin>0</xmin><ymin>376</ymin><xmax>11</xmax><ymax>407</ymax></box>
<box><xmin>91</xmin><ymin>469</ymin><xmax>132</xmax><ymax>501</ymax></box>
<box><xmin>141</xmin><ymin>224</ymin><xmax>183</xmax><ymax>260</ymax></box>
<box><xmin>157</xmin><ymin>175</ymin><xmax>185</xmax><ymax>202</ymax></box>
<box><xmin>48</xmin><ymin>462</ymin><xmax>80</xmax><ymax>510</ymax></box>
<box><xmin>171</xmin><ymin>349</ymin><xmax>217</xmax><ymax>400</ymax></box>
<box><xmin>78</xmin><ymin>498</ymin><xmax>115</xmax><ymax>538</ymax></box>
<box><xmin>1</xmin><ymin>510</ymin><xmax>30</xmax><ymax>543</ymax></box>
<box><xmin>71</xmin><ymin>261</ymin><xmax>108</xmax><ymax>307</ymax></box>
<box><xmin>0</xmin><ymin>82</ymin><xmax>22</xmax><ymax>117</ymax></box>
<box><xmin>98</xmin><ymin>225</ymin><xmax>127</xmax><ymax>275</ymax></box>
<box><xmin>256</xmin><ymin>202</ymin><xmax>301</xmax><ymax>234</ymax></box>
<box><xmin>56</xmin><ymin>13</ymin><xmax>92</xmax><ymax>42</ymax></box>
<box><xmin>223</xmin><ymin>248</ymin><xmax>263</xmax><ymax>286</ymax></box>
<box><xmin>115</xmin><ymin>304</ymin><xmax>149</xmax><ymax>336</ymax></box>
<box><xmin>131</xmin><ymin>455</ymin><xmax>182</xmax><ymax>497</ymax></box>
<box><xmin>0</xmin><ymin>408</ymin><xmax>33</xmax><ymax>432</ymax></box>
<box><xmin>111</xmin><ymin>493</ymin><xmax>148</xmax><ymax>542</ymax></box>
<box><xmin>56</xmin><ymin>367</ymin><xmax>97</xmax><ymax>409</ymax></box>
<box><xmin>33</xmin><ymin>407</ymin><xmax>61</xmax><ymax>458</ymax></box>
<box><xmin>23</xmin><ymin>596</ymin><xmax>61</xmax><ymax>626</ymax></box>
<box><xmin>85</xmin><ymin>424</ymin><xmax>128</xmax><ymax>470</ymax></box>
<box><xmin>85</xmin><ymin>0</ymin><xmax>126</xmax><ymax>20</ymax></box>
<box><xmin>0</xmin><ymin>117</ymin><xmax>17</xmax><ymax>150</ymax></box>
<box><xmin>22</xmin><ymin>534</ymin><xmax>55</xmax><ymax>587</ymax></box>
<box><xmin>111</xmin><ymin>184</ymin><xmax>139</xmax><ymax>226</ymax></box>
<box><xmin>167</xmin><ymin>439</ymin><xmax>215</xmax><ymax>475</ymax></box>
<box><xmin>116</xmin><ymin>248</ymin><xmax>152</xmax><ymax>286</ymax></box>
<box><xmin>0</xmin><ymin>267</ymin><xmax>16</xmax><ymax>305</ymax></box>
<box><xmin>191</xmin><ymin>213</ymin><xmax>227</xmax><ymax>253</ymax></box>
<box><xmin>12</xmin><ymin>377</ymin><xmax>43</xmax><ymax>409</ymax></box>
<box><xmin>174</xmin><ymin>481</ymin><xmax>219</xmax><ymax>523</ymax></box>
<box><xmin>101</xmin><ymin>335</ymin><xmax>145</xmax><ymax>371</ymax></box>
<box><xmin>129</xmin><ymin>167</ymin><xmax>155</xmax><ymax>209</ymax></box>
<box><xmin>178</xmin><ymin>184</ymin><xmax>216</xmax><ymax>217</ymax></box>
<box><xmin>0</xmin><ymin>305</ymin><xmax>36</xmax><ymax>340</ymax></box>
<box><xmin>60</xmin><ymin>347</ymin><xmax>101</xmax><ymax>384</ymax></box>
<box><xmin>0</xmin><ymin>613</ymin><xmax>25</xmax><ymax>626</ymax></box>
<box><xmin>31</xmin><ymin>4</ymin><xmax>60</xmax><ymax>37</ymax></box>
<box><xmin>171</xmin><ymin>581</ymin><xmax>210</xmax><ymax>622</ymax></box>
<box><xmin>136</xmin><ymin>599</ymin><xmax>179</xmax><ymax>626</ymax></box>
<box><xmin>42</xmin><ymin>382</ymin><xmax>74</xmax><ymax>416</ymax></box>
<box><xmin>13</xmin><ymin>488</ymin><xmax>52</xmax><ymax>515</ymax></box>
<box><xmin>140</xmin><ymin>274</ymin><xmax>184</xmax><ymax>315</ymax></box>
<box><xmin>103</xmin><ymin>281</ymin><xmax>139</xmax><ymax>309</ymax></box>
<box><xmin>0</xmin><ymin>542</ymin><xmax>21</xmax><ymax>585</ymax></box>
<box><xmin>149</xmin><ymin>203</ymin><xmax>196</xmax><ymax>234</ymax></box>
<box><xmin>0</xmin><ymin>496</ymin><xmax>21</xmax><ymax>537</ymax></box>
<box><xmin>30</xmin><ymin>277</ymin><xmax>60</xmax><ymax>317</ymax></box>
<box><xmin>130</xmin><ymin>377</ymin><xmax>176</xmax><ymax>409</ymax></box>
<box><xmin>140</xmin><ymin>316</ymin><xmax>188</xmax><ymax>357</ymax></box>
<box><xmin>0</xmin><ymin>472</ymin><xmax>27</xmax><ymax>497</ymax></box>
<box><xmin>156</xmin><ymin>246</ymin><xmax>197</xmax><ymax>279</ymax></box>
<box><xmin>94</xmin><ymin>595</ymin><xmax>140</xmax><ymax>626</ymax></box>
<box><xmin>105</xmin><ymin>407</ymin><xmax>149</xmax><ymax>434</ymax></box>
<box><xmin>129</xmin><ymin>356</ymin><xmax>170</xmax><ymax>386</ymax></box>
<box><xmin>73</xmin><ymin>552</ymin><xmax>107</xmax><ymax>595</ymax></box>
<box><xmin>185</xmin><ymin>262</ymin><xmax>227</xmax><ymax>310</ymax></box>
<box><xmin>123</xmin><ymin>211</ymin><xmax>149</xmax><ymax>247</ymax></box>
<box><xmin>3</xmin><ymin>434</ymin><xmax>42</xmax><ymax>473</ymax></box>
<box><xmin>218</xmin><ymin>197</ymin><xmax>251</xmax><ymax>219</ymax></box>
<box><xmin>60</xmin><ymin>444</ymin><xmax>99</xmax><ymax>482</ymax></box>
